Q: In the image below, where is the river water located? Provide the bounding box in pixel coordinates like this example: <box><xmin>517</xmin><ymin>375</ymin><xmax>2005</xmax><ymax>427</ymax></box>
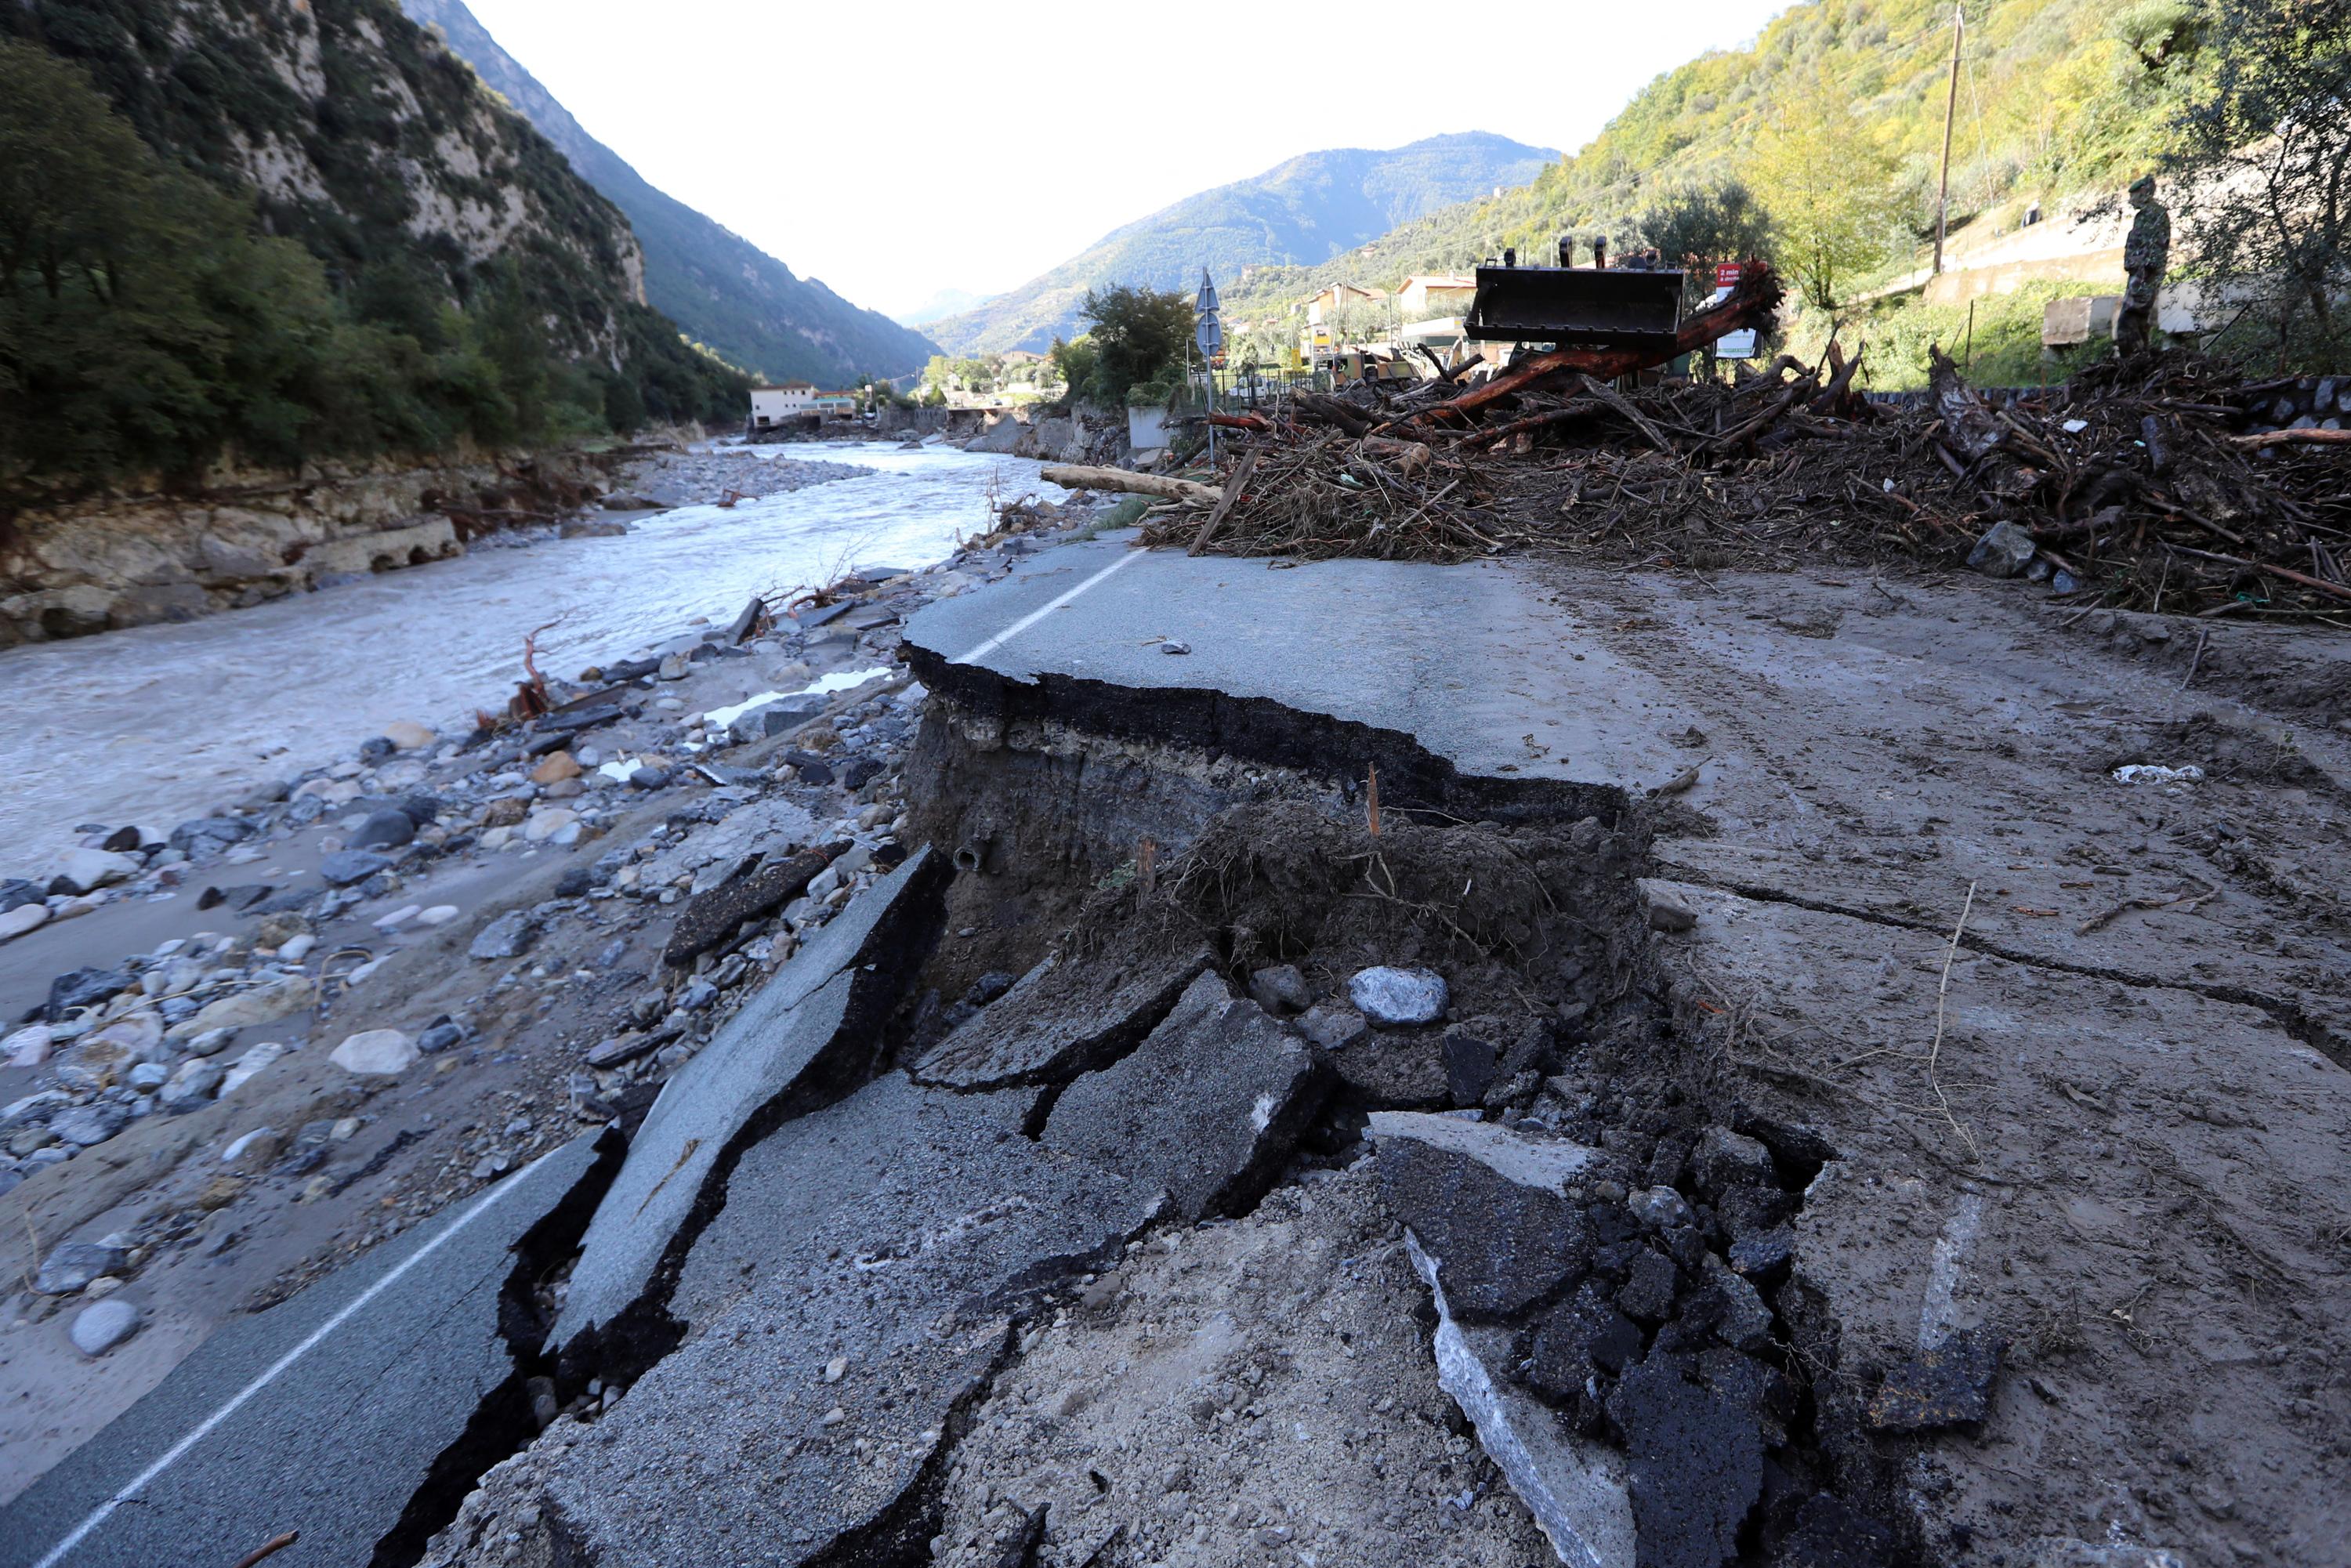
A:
<box><xmin>1</xmin><ymin>443</ymin><xmax>1067</xmax><ymax>858</ymax></box>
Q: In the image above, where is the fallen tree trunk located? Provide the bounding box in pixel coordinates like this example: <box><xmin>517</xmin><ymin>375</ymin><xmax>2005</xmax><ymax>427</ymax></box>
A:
<box><xmin>1421</xmin><ymin>261</ymin><xmax>1787</xmax><ymax>423</ymax></box>
<box><xmin>1041</xmin><ymin>465</ymin><xmax>1221</xmax><ymax>505</ymax></box>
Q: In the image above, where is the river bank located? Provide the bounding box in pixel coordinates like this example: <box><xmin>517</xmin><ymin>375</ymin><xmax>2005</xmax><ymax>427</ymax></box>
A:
<box><xmin>0</xmin><ymin>454</ymin><xmax>1107</xmax><ymax>1502</ymax></box>
<box><xmin>0</xmin><ymin>441</ymin><xmax>1064</xmax><ymax>857</ymax></box>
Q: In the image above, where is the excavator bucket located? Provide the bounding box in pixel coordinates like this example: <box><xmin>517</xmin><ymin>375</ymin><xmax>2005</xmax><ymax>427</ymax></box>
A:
<box><xmin>1463</xmin><ymin>265</ymin><xmax>1686</xmax><ymax>350</ymax></box>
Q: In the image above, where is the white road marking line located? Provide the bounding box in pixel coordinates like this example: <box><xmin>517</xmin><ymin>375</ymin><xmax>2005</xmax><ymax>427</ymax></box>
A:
<box><xmin>951</xmin><ymin>549</ymin><xmax>1143</xmax><ymax>665</ymax></box>
<box><xmin>31</xmin><ymin>1148</ymin><xmax>565</xmax><ymax>1568</ymax></box>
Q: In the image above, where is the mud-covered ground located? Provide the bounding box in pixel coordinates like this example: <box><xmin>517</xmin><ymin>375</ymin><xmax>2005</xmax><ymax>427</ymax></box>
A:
<box><xmin>5</xmin><ymin>496</ymin><xmax>2346</xmax><ymax>1566</ymax></box>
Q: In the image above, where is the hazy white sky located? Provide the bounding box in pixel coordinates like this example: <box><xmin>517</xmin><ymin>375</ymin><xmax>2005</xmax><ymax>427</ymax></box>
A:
<box><xmin>463</xmin><ymin>0</ymin><xmax>1793</xmax><ymax>317</ymax></box>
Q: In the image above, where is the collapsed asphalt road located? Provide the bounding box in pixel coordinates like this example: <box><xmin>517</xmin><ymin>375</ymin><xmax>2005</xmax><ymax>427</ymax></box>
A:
<box><xmin>0</xmin><ymin>1132</ymin><xmax>617</xmax><ymax>1568</ymax></box>
<box><xmin>6</xmin><ymin>526</ymin><xmax>2346</xmax><ymax>1567</ymax></box>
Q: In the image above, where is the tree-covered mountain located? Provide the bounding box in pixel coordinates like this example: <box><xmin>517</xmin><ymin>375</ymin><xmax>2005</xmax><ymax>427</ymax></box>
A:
<box><xmin>2</xmin><ymin>0</ymin><xmax>741</xmax><ymax>504</ymax></box>
<box><xmin>1218</xmin><ymin>0</ymin><xmax>2196</xmax><ymax>328</ymax></box>
<box><xmin>400</xmin><ymin>0</ymin><xmax>936</xmax><ymax>385</ymax></box>
<box><xmin>928</xmin><ymin>132</ymin><xmax>1558</xmax><ymax>355</ymax></box>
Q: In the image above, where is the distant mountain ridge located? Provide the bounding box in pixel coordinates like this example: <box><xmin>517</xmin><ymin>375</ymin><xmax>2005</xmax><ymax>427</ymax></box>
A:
<box><xmin>400</xmin><ymin>0</ymin><xmax>936</xmax><ymax>385</ymax></box>
<box><xmin>893</xmin><ymin>288</ymin><xmax>997</xmax><ymax>329</ymax></box>
<box><xmin>929</xmin><ymin>132</ymin><xmax>1558</xmax><ymax>355</ymax></box>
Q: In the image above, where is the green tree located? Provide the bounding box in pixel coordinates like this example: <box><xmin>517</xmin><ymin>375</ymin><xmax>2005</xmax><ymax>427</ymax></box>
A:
<box><xmin>1074</xmin><ymin>284</ymin><xmax>1194</xmax><ymax>406</ymax></box>
<box><xmin>2163</xmin><ymin>0</ymin><xmax>2351</xmax><ymax>367</ymax></box>
<box><xmin>1634</xmin><ymin>179</ymin><xmax>1774</xmax><ymax>272</ymax></box>
<box><xmin>1744</xmin><ymin>73</ymin><xmax>1901</xmax><ymax>314</ymax></box>
<box><xmin>1048</xmin><ymin>334</ymin><xmax>1098</xmax><ymax>403</ymax></box>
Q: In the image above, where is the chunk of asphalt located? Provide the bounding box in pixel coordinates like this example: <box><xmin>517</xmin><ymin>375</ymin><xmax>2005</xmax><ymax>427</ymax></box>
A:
<box><xmin>912</xmin><ymin>923</ymin><xmax>1212</xmax><ymax>1090</ymax></box>
<box><xmin>549</xmin><ymin>848</ymin><xmax>945</xmax><ymax>1356</ymax></box>
<box><xmin>0</xmin><ymin>1132</ymin><xmax>618</xmax><ymax>1568</ymax></box>
<box><xmin>1864</xmin><ymin>1327</ymin><xmax>2003</xmax><ymax>1432</ymax></box>
<box><xmin>1042</xmin><ymin>972</ymin><xmax>1324</xmax><ymax>1222</ymax></box>
<box><xmin>660</xmin><ymin>840</ymin><xmax>849</xmax><ymax>967</ymax></box>
<box><xmin>535</xmin><ymin>1072</ymin><xmax>1157</xmax><ymax>1566</ymax></box>
<box><xmin>1404</xmin><ymin>1233</ymin><xmax>1636</xmax><ymax>1568</ymax></box>
<box><xmin>1369</xmin><ymin>1111</ymin><xmax>1603</xmax><ymax>1317</ymax></box>
<box><xmin>1522</xmin><ymin>1280</ymin><xmax>1644</xmax><ymax>1399</ymax></box>
<box><xmin>1606</xmin><ymin>1351</ymin><xmax>1766</xmax><ymax>1568</ymax></box>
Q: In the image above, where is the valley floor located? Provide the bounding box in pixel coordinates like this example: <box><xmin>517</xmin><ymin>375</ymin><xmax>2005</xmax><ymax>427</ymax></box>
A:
<box><xmin>2</xmin><ymin>512</ymin><xmax>2345</xmax><ymax>1567</ymax></box>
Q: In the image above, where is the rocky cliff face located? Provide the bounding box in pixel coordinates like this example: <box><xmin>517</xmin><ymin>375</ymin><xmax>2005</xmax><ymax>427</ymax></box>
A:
<box><xmin>7</xmin><ymin>0</ymin><xmax>650</xmax><ymax>364</ymax></box>
<box><xmin>398</xmin><ymin>0</ymin><xmax>938</xmax><ymax>383</ymax></box>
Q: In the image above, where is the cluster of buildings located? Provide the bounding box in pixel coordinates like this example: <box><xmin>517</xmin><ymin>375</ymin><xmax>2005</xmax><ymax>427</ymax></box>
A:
<box><xmin>1284</xmin><ymin>274</ymin><xmax>1482</xmax><ymax>373</ymax></box>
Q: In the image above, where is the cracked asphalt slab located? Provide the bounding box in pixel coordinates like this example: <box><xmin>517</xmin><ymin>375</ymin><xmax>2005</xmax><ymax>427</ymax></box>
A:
<box><xmin>549</xmin><ymin>846</ymin><xmax>947</xmax><ymax>1357</ymax></box>
<box><xmin>899</xmin><ymin>543</ymin><xmax>2351</xmax><ymax>1563</ymax></box>
<box><xmin>0</xmin><ymin>1130</ymin><xmax>615</xmax><ymax>1568</ymax></box>
<box><xmin>903</xmin><ymin>533</ymin><xmax>1698</xmax><ymax>796</ymax></box>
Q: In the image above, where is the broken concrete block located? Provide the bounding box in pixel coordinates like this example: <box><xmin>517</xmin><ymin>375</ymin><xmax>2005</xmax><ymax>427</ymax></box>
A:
<box><xmin>1371</xmin><ymin>1112</ymin><xmax>1603</xmax><ymax>1317</ymax></box>
<box><xmin>660</xmin><ymin>841</ymin><xmax>847</xmax><ymax>966</ymax></box>
<box><xmin>469</xmin><ymin>910</ymin><xmax>540</xmax><ymax>961</ymax></box>
<box><xmin>1442</xmin><ymin>1026</ymin><xmax>1499</xmax><ymax>1106</ymax></box>
<box><xmin>1405</xmin><ymin>1233</ymin><xmax>1637</xmax><ymax>1568</ymax></box>
<box><xmin>1521</xmin><ymin>1280</ymin><xmax>1644</xmax><ymax>1400</ymax></box>
<box><xmin>914</xmin><ymin>923</ymin><xmax>1212</xmax><ymax>1090</ymax></box>
<box><xmin>551</xmin><ymin>849</ymin><xmax>944</xmax><ymax>1353</ymax></box>
<box><xmin>1045</xmin><ymin>972</ymin><xmax>1324</xmax><ymax>1221</ymax></box>
<box><xmin>1643</xmin><ymin>884</ymin><xmax>1697</xmax><ymax>933</ymax></box>
<box><xmin>1690</xmin><ymin>1125</ymin><xmax>1775</xmax><ymax>1197</ymax></box>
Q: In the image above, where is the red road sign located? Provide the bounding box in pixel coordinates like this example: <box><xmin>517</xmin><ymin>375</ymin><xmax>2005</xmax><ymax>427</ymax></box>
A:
<box><xmin>1715</xmin><ymin>263</ymin><xmax>1743</xmax><ymax>288</ymax></box>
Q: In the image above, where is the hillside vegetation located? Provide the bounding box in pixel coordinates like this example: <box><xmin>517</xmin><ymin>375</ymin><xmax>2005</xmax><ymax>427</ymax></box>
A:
<box><xmin>400</xmin><ymin>0</ymin><xmax>936</xmax><ymax>385</ymax></box>
<box><xmin>1220</xmin><ymin>0</ymin><xmax>2194</xmax><ymax>346</ymax></box>
<box><xmin>0</xmin><ymin>0</ymin><xmax>743</xmax><ymax>509</ymax></box>
<box><xmin>929</xmin><ymin>132</ymin><xmax>1557</xmax><ymax>356</ymax></box>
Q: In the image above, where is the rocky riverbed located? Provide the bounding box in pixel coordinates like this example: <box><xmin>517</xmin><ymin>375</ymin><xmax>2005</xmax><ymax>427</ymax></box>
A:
<box><xmin>0</xmin><ymin>462</ymin><xmax>1112</xmax><ymax>1501</ymax></box>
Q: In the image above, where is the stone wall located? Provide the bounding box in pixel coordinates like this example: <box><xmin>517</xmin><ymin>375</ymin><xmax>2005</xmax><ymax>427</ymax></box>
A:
<box><xmin>0</xmin><ymin>452</ymin><xmax>603</xmax><ymax>647</ymax></box>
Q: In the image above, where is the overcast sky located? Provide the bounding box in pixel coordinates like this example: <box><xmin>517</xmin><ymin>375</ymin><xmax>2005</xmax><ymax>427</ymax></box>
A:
<box><xmin>463</xmin><ymin>0</ymin><xmax>1793</xmax><ymax>318</ymax></box>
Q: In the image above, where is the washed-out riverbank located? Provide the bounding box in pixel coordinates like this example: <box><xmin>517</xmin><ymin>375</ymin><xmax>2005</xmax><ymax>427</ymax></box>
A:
<box><xmin>0</xmin><ymin>442</ymin><xmax>1067</xmax><ymax>857</ymax></box>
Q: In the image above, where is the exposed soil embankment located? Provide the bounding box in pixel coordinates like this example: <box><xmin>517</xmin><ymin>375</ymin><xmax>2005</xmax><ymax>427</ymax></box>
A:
<box><xmin>0</xmin><ymin>450</ymin><xmax>607</xmax><ymax>646</ymax></box>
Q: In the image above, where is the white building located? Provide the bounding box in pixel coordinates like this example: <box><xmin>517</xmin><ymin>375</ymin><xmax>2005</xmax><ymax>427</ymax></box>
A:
<box><xmin>749</xmin><ymin>381</ymin><xmax>817</xmax><ymax>429</ymax></box>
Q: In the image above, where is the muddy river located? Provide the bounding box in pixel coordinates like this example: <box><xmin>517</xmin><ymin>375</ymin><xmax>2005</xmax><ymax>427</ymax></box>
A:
<box><xmin>1</xmin><ymin>443</ymin><xmax>1066</xmax><ymax>857</ymax></box>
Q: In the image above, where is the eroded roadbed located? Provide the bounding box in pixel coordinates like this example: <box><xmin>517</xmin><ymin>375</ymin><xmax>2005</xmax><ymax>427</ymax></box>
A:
<box><xmin>14</xmin><ymin>537</ymin><xmax>2349</xmax><ymax>1568</ymax></box>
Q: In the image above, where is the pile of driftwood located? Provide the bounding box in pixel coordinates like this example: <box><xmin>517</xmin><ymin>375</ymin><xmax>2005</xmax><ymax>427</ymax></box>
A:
<box><xmin>1048</xmin><ymin>264</ymin><xmax>2349</xmax><ymax>621</ymax></box>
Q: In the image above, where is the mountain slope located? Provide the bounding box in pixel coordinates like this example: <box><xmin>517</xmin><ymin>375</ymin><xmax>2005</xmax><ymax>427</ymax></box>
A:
<box><xmin>929</xmin><ymin>132</ymin><xmax>1558</xmax><ymax>355</ymax></box>
<box><xmin>2</xmin><ymin>0</ymin><xmax>741</xmax><ymax>499</ymax></box>
<box><xmin>401</xmin><ymin>0</ymin><xmax>936</xmax><ymax>384</ymax></box>
<box><xmin>1220</xmin><ymin>0</ymin><xmax>2190</xmax><ymax>326</ymax></box>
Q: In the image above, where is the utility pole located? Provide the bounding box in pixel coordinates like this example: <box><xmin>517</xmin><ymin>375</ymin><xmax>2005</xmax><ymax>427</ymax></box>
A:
<box><xmin>1933</xmin><ymin>2</ymin><xmax>1964</xmax><ymax>276</ymax></box>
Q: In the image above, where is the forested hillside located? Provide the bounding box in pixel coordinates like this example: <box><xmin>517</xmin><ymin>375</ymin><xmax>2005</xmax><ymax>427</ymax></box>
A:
<box><xmin>931</xmin><ymin>132</ymin><xmax>1557</xmax><ymax>355</ymax></box>
<box><xmin>1220</xmin><ymin>0</ymin><xmax>2194</xmax><ymax>329</ymax></box>
<box><xmin>400</xmin><ymin>0</ymin><xmax>936</xmax><ymax>385</ymax></box>
<box><xmin>0</xmin><ymin>0</ymin><xmax>744</xmax><ymax>509</ymax></box>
